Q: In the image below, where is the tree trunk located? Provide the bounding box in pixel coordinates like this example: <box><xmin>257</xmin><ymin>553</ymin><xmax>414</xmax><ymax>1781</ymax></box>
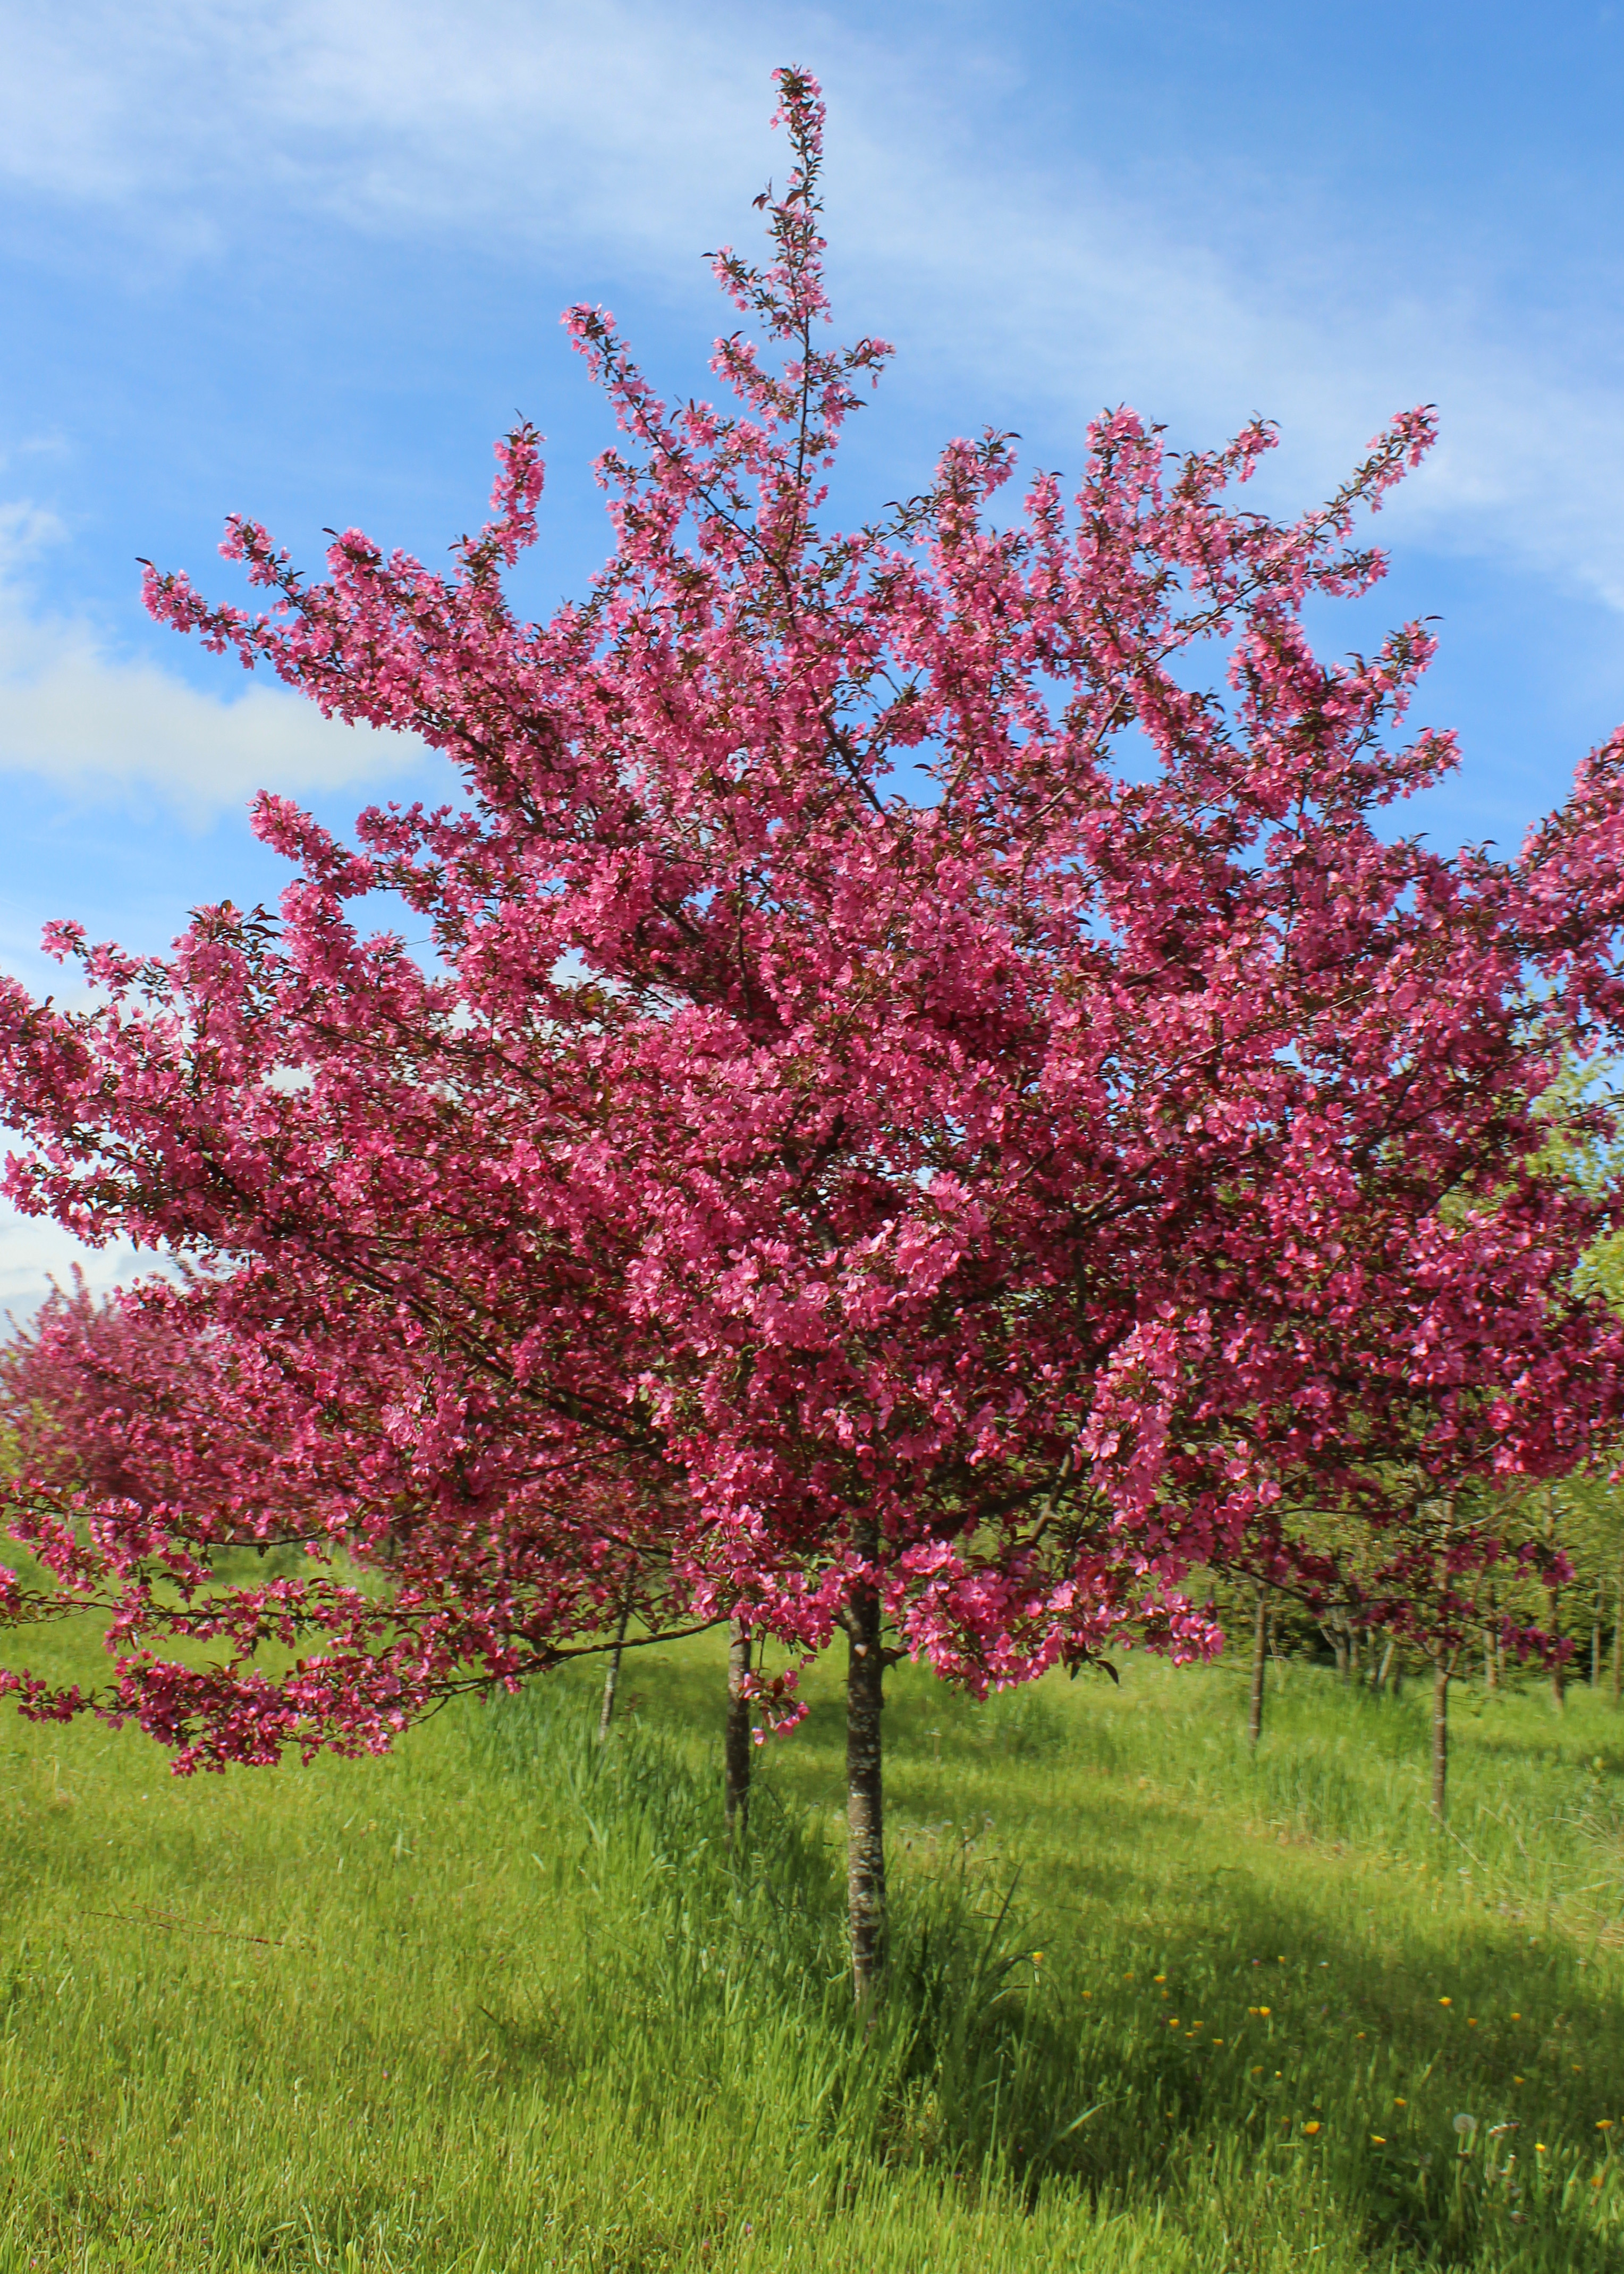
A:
<box><xmin>1374</xmin><ymin>1636</ymin><xmax>1395</xmax><ymax>1694</ymax></box>
<box><xmin>1613</xmin><ymin>1560</ymin><xmax>1623</xmax><ymax>1707</ymax></box>
<box><xmin>1431</xmin><ymin>1656</ymin><xmax>1450</xmax><ymax>1822</ymax></box>
<box><xmin>1546</xmin><ymin>1490</ymin><xmax>1565</xmax><ymax>1712</ymax></box>
<box><xmin>844</xmin><ymin>1579</ymin><xmax>886</xmax><ymax>2006</ymax></box>
<box><xmin>1248</xmin><ymin>1591</ymin><xmax>1268</xmax><ymax>1748</ymax></box>
<box><xmin>1327</xmin><ymin>1609</ymin><xmax>1351</xmax><ymax>1685</ymax></box>
<box><xmin>1592</xmin><ymin>1620</ymin><xmax>1603</xmax><ymax>1689</ymax></box>
<box><xmin>1483</xmin><ymin>1584</ymin><xmax>1499</xmax><ymax>1691</ymax></box>
<box><xmin>1549</xmin><ymin>1588</ymin><xmax>1566</xmax><ymax>1711</ymax></box>
<box><xmin>1269</xmin><ymin>1619</ymin><xmax>1287</xmax><ymax>1692</ymax></box>
<box><xmin>596</xmin><ymin>1601</ymin><xmax>632</xmax><ymax>1740</ymax></box>
<box><xmin>724</xmin><ymin>1616</ymin><xmax>753</xmax><ymax>1841</ymax></box>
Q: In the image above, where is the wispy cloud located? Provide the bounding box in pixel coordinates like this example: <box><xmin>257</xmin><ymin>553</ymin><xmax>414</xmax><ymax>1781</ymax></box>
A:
<box><xmin>862</xmin><ymin>179</ymin><xmax>1624</xmax><ymax>614</ymax></box>
<box><xmin>0</xmin><ymin>1208</ymin><xmax>149</xmax><ymax>1330</ymax></box>
<box><xmin>0</xmin><ymin>0</ymin><xmax>771</xmax><ymax>252</ymax></box>
<box><xmin>4</xmin><ymin>1</ymin><xmax>1623</xmax><ymax>618</ymax></box>
<box><xmin>0</xmin><ymin>503</ymin><xmax>426</xmax><ymax>823</ymax></box>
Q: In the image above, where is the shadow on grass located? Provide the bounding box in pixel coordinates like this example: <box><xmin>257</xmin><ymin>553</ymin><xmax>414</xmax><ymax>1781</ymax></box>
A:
<box><xmin>473</xmin><ymin>1663</ymin><xmax>1624</xmax><ymax>2271</ymax></box>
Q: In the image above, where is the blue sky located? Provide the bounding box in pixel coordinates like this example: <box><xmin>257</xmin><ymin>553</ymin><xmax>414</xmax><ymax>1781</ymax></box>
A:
<box><xmin>2</xmin><ymin>0</ymin><xmax>1622</xmax><ymax>1314</ymax></box>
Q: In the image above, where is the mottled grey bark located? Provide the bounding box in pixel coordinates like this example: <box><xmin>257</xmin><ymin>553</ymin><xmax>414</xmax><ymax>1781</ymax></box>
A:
<box><xmin>1547</xmin><ymin>1491</ymin><xmax>1566</xmax><ymax>1712</ymax></box>
<box><xmin>1328</xmin><ymin>1608</ymin><xmax>1351</xmax><ymax>1685</ymax></box>
<box><xmin>843</xmin><ymin>1580</ymin><xmax>886</xmax><ymax>2006</ymax></box>
<box><xmin>596</xmin><ymin>1602</ymin><xmax>632</xmax><ymax>1740</ymax></box>
<box><xmin>725</xmin><ymin>1617</ymin><xmax>752</xmax><ymax>1841</ymax></box>
<box><xmin>1431</xmin><ymin>1656</ymin><xmax>1450</xmax><ymax>1822</ymax></box>
<box><xmin>1247</xmin><ymin>1591</ymin><xmax>1268</xmax><ymax>1749</ymax></box>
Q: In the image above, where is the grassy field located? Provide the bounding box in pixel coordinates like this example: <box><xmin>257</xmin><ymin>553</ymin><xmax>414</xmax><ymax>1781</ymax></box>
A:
<box><xmin>0</xmin><ymin>1621</ymin><xmax>1621</xmax><ymax>2272</ymax></box>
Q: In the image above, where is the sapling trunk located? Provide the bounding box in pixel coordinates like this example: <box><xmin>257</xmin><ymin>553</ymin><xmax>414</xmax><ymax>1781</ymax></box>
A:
<box><xmin>1375</xmin><ymin>1636</ymin><xmax>1395</xmax><ymax>1694</ymax></box>
<box><xmin>1483</xmin><ymin>1585</ymin><xmax>1499</xmax><ymax>1691</ymax></box>
<box><xmin>1613</xmin><ymin>1561</ymin><xmax>1623</xmax><ymax>1707</ymax></box>
<box><xmin>1592</xmin><ymin>1621</ymin><xmax>1602</xmax><ymax>1689</ymax></box>
<box><xmin>1431</xmin><ymin>1655</ymin><xmax>1450</xmax><ymax>1821</ymax></box>
<box><xmin>596</xmin><ymin>1601</ymin><xmax>632</xmax><ymax>1740</ymax></box>
<box><xmin>1247</xmin><ymin>1591</ymin><xmax>1268</xmax><ymax>1748</ymax></box>
<box><xmin>1546</xmin><ymin>1490</ymin><xmax>1565</xmax><ymax>1712</ymax></box>
<box><xmin>844</xmin><ymin>1580</ymin><xmax>886</xmax><ymax>2006</ymax></box>
<box><xmin>724</xmin><ymin>1617</ymin><xmax>752</xmax><ymax>1840</ymax></box>
<box><xmin>1549</xmin><ymin>1588</ymin><xmax>1566</xmax><ymax>1711</ymax></box>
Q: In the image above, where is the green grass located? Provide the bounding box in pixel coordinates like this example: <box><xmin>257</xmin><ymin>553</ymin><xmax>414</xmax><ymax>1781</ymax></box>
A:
<box><xmin>0</xmin><ymin>1619</ymin><xmax>1621</xmax><ymax>2270</ymax></box>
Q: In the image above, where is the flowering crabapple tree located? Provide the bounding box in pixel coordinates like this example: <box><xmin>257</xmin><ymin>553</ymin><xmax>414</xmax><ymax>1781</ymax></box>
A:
<box><xmin>1214</xmin><ymin>1075</ymin><xmax>1624</xmax><ymax>1790</ymax></box>
<box><xmin>0</xmin><ymin>1267</ymin><xmax>703</xmax><ymax>1761</ymax></box>
<box><xmin>1241</xmin><ymin>1483</ymin><xmax>1572</xmax><ymax>1815</ymax></box>
<box><xmin>6</xmin><ymin>69</ymin><xmax>1624</xmax><ymax>1998</ymax></box>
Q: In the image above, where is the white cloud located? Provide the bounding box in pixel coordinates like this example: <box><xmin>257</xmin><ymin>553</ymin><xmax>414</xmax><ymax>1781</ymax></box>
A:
<box><xmin>0</xmin><ymin>0</ymin><xmax>774</xmax><ymax>254</ymax></box>
<box><xmin>863</xmin><ymin>180</ymin><xmax>1624</xmax><ymax>614</ymax></box>
<box><xmin>3</xmin><ymin>0</ymin><xmax>1624</xmax><ymax>617</ymax></box>
<box><xmin>0</xmin><ymin>1205</ymin><xmax>149</xmax><ymax>1332</ymax></box>
<box><xmin>9</xmin><ymin>0</ymin><xmax>1619</xmax><ymax>627</ymax></box>
<box><xmin>0</xmin><ymin>503</ymin><xmax>427</xmax><ymax>823</ymax></box>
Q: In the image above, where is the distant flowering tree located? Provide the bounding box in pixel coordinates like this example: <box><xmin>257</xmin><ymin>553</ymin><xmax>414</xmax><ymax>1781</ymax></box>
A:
<box><xmin>5</xmin><ymin>68</ymin><xmax>1624</xmax><ymax>1996</ymax></box>
<box><xmin>1254</xmin><ymin>1485</ymin><xmax>1572</xmax><ymax>1816</ymax></box>
<box><xmin>0</xmin><ymin>1268</ymin><xmax>691</xmax><ymax>1762</ymax></box>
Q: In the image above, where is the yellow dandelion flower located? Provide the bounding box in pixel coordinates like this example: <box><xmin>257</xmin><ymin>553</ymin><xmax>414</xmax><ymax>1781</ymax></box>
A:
<box><xmin>1440</xmin><ymin>1997</ymin><xmax>1452</xmax><ymax>2007</ymax></box>
<box><xmin>1304</xmin><ymin>2121</ymin><xmax>1322</xmax><ymax>2135</ymax></box>
<box><xmin>1394</xmin><ymin>2099</ymin><xmax>1407</xmax><ymax>2109</ymax></box>
<box><xmin>1371</xmin><ymin>2134</ymin><xmax>1386</xmax><ymax>2145</ymax></box>
<box><xmin>1598</xmin><ymin>2120</ymin><xmax>1614</xmax><ymax>2131</ymax></box>
<box><xmin>1510</xmin><ymin>2011</ymin><xmax>1520</xmax><ymax>2020</ymax></box>
<box><xmin>1153</xmin><ymin>1974</ymin><xmax>1166</xmax><ymax>1983</ymax></box>
<box><xmin>1513</xmin><ymin>2077</ymin><xmax>1525</xmax><ymax>2086</ymax></box>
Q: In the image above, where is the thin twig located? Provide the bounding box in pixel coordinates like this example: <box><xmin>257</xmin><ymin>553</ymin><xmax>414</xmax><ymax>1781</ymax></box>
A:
<box><xmin>82</xmin><ymin>1906</ymin><xmax>309</xmax><ymax>1949</ymax></box>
